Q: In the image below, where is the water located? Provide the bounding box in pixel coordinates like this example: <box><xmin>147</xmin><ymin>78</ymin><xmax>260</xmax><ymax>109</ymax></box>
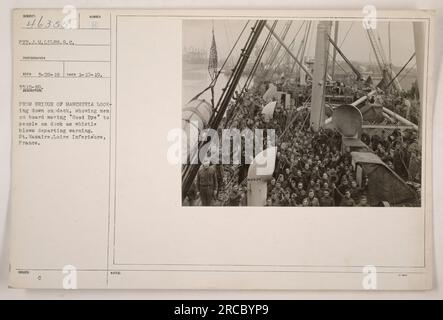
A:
<box><xmin>182</xmin><ymin>63</ymin><xmax>248</xmax><ymax>108</ymax></box>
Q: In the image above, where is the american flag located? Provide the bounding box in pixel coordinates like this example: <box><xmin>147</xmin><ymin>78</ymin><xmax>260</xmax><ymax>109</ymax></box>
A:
<box><xmin>208</xmin><ymin>29</ymin><xmax>218</xmax><ymax>81</ymax></box>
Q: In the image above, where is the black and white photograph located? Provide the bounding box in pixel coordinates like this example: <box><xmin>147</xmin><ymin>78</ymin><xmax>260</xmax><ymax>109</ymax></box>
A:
<box><xmin>182</xmin><ymin>19</ymin><xmax>423</xmax><ymax>207</ymax></box>
<box><xmin>5</xmin><ymin>7</ymin><xmax>436</xmax><ymax>293</ymax></box>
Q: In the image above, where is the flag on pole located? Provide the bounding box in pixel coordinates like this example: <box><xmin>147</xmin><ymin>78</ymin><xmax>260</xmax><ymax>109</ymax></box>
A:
<box><xmin>208</xmin><ymin>24</ymin><xmax>218</xmax><ymax>82</ymax></box>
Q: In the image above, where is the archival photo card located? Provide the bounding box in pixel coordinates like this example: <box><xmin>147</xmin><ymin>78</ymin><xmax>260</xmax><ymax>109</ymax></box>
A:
<box><xmin>9</xmin><ymin>9</ymin><xmax>434</xmax><ymax>290</ymax></box>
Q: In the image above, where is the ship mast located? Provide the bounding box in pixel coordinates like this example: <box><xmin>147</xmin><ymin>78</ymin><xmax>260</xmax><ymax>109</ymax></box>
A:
<box><xmin>331</xmin><ymin>21</ymin><xmax>339</xmax><ymax>79</ymax></box>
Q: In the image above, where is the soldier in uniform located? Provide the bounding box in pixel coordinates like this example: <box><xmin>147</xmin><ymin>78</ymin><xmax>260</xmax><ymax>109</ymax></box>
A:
<box><xmin>357</xmin><ymin>195</ymin><xmax>370</xmax><ymax>207</ymax></box>
<box><xmin>196</xmin><ymin>159</ymin><xmax>218</xmax><ymax>206</ymax></box>
<box><xmin>320</xmin><ymin>189</ymin><xmax>335</xmax><ymax>207</ymax></box>
<box><xmin>340</xmin><ymin>190</ymin><xmax>356</xmax><ymax>206</ymax></box>
<box><xmin>228</xmin><ymin>184</ymin><xmax>243</xmax><ymax>206</ymax></box>
<box><xmin>303</xmin><ymin>189</ymin><xmax>320</xmax><ymax>206</ymax></box>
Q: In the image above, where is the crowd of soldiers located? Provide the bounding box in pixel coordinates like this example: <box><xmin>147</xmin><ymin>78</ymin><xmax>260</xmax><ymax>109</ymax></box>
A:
<box><xmin>185</xmin><ymin>78</ymin><xmax>421</xmax><ymax>207</ymax></box>
<box><xmin>264</xmin><ymin>123</ymin><xmax>420</xmax><ymax>207</ymax></box>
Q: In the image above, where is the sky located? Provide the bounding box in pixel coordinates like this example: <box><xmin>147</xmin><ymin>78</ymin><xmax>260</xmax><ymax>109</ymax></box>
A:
<box><xmin>182</xmin><ymin>19</ymin><xmax>418</xmax><ymax>69</ymax></box>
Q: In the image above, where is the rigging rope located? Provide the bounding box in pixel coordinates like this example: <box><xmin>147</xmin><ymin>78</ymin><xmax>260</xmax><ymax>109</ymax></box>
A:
<box><xmin>279</xmin><ymin>96</ymin><xmax>311</xmax><ymax>139</ymax></box>
<box><xmin>264</xmin><ymin>22</ymin><xmax>284</xmax><ymax>65</ymax></box>
<box><xmin>339</xmin><ymin>22</ymin><xmax>354</xmax><ymax>48</ymax></box>
<box><xmin>398</xmin><ymin>62</ymin><xmax>417</xmax><ymax>84</ymax></box>
<box><xmin>327</xmin><ymin>50</ymin><xmax>351</xmax><ymax>78</ymax></box>
<box><xmin>223</xmin><ymin>21</ymin><xmax>278</xmax><ymax>129</ymax></box>
<box><xmin>291</xmin><ymin>21</ymin><xmax>311</xmax><ymax>74</ymax></box>
<box><xmin>272</xmin><ymin>21</ymin><xmax>306</xmax><ymax>71</ymax></box>
<box><xmin>241</xmin><ymin>20</ymin><xmax>278</xmax><ymax>92</ymax></box>
<box><xmin>187</xmin><ymin>20</ymin><xmax>250</xmax><ymax>104</ymax></box>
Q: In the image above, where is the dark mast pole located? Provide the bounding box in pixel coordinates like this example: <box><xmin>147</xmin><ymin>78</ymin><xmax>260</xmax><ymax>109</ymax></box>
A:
<box><xmin>182</xmin><ymin>20</ymin><xmax>267</xmax><ymax>200</ymax></box>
